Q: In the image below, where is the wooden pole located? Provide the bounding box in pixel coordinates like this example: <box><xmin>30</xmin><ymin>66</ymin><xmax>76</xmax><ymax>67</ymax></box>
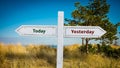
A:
<box><xmin>57</xmin><ymin>11</ymin><xmax>64</xmax><ymax>68</ymax></box>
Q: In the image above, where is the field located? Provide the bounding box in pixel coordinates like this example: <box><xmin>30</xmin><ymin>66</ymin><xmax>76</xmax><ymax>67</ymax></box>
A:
<box><xmin>0</xmin><ymin>43</ymin><xmax>120</xmax><ymax>68</ymax></box>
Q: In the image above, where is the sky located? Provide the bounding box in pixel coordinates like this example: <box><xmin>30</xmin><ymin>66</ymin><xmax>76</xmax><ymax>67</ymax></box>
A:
<box><xmin>0</xmin><ymin>0</ymin><xmax>120</xmax><ymax>45</ymax></box>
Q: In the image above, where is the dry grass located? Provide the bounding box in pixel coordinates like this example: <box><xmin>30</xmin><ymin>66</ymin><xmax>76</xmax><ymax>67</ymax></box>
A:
<box><xmin>63</xmin><ymin>44</ymin><xmax>120</xmax><ymax>68</ymax></box>
<box><xmin>0</xmin><ymin>43</ymin><xmax>120</xmax><ymax>68</ymax></box>
<box><xmin>64</xmin><ymin>54</ymin><xmax>120</xmax><ymax>68</ymax></box>
<box><xmin>111</xmin><ymin>45</ymin><xmax>120</xmax><ymax>49</ymax></box>
<box><xmin>65</xmin><ymin>44</ymin><xmax>81</xmax><ymax>51</ymax></box>
<box><xmin>0</xmin><ymin>43</ymin><xmax>56</xmax><ymax>68</ymax></box>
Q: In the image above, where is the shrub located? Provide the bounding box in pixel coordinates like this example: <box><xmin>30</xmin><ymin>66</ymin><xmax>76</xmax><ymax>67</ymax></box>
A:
<box><xmin>79</xmin><ymin>44</ymin><xmax>97</xmax><ymax>54</ymax></box>
<box><xmin>79</xmin><ymin>44</ymin><xmax>120</xmax><ymax>59</ymax></box>
<box><xmin>98</xmin><ymin>44</ymin><xmax>120</xmax><ymax>58</ymax></box>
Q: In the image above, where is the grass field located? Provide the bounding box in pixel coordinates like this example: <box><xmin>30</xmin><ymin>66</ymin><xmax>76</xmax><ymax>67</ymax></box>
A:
<box><xmin>0</xmin><ymin>43</ymin><xmax>120</xmax><ymax>68</ymax></box>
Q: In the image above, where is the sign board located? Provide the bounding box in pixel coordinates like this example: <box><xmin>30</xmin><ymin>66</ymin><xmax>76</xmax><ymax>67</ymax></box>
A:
<box><xmin>16</xmin><ymin>26</ymin><xmax>106</xmax><ymax>38</ymax></box>
<box><xmin>15</xmin><ymin>11</ymin><xmax>106</xmax><ymax>68</ymax></box>
<box><xmin>16</xmin><ymin>25</ymin><xmax>57</xmax><ymax>37</ymax></box>
<box><xmin>64</xmin><ymin>26</ymin><xmax>106</xmax><ymax>38</ymax></box>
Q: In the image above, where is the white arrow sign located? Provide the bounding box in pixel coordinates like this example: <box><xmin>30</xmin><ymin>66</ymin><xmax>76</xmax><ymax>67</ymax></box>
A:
<box><xmin>16</xmin><ymin>25</ymin><xmax>106</xmax><ymax>38</ymax></box>
<box><xmin>64</xmin><ymin>26</ymin><xmax>106</xmax><ymax>38</ymax></box>
<box><xmin>16</xmin><ymin>25</ymin><xmax>57</xmax><ymax>37</ymax></box>
<box><xmin>15</xmin><ymin>11</ymin><xmax>106</xmax><ymax>68</ymax></box>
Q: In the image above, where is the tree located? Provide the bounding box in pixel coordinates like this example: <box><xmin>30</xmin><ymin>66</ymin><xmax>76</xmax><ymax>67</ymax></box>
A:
<box><xmin>65</xmin><ymin>0</ymin><xmax>120</xmax><ymax>53</ymax></box>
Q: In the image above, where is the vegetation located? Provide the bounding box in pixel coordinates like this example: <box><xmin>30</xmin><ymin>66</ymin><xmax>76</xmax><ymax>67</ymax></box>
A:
<box><xmin>65</xmin><ymin>0</ymin><xmax>120</xmax><ymax>53</ymax></box>
<box><xmin>0</xmin><ymin>43</ymin><xmax>56</xmax><ymax>68</ymax></box>
<box><xmin>64</xmin><ymin>44</ymin><xmax>120</xmax><ymax>68</ymax></box>
<box><xmin>0</xmin><ymin>43</ymin><xmax>120</xmax><ymax>68</ymax></box>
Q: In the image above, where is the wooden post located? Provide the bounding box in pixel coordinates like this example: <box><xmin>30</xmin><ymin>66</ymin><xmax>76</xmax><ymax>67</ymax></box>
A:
<box><xmin>57</xmin><ymin>11</ymin><xmax>64</xmax><ymax>68</ymax></box>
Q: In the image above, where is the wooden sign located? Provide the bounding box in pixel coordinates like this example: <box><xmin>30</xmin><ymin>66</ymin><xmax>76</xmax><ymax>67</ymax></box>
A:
<box><xmin>16</xmin><ymin>11</ymin><xmax>106</xmax><ymax>68</ymax></box>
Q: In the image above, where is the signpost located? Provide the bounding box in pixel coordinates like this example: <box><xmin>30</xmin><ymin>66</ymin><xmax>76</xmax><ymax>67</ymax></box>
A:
<box><xmin>57</xmin><ymin>11</ymin><xmax>64</xmax><ymax>68</ymax></box>
<box><xmin>16</xmin><ymin>11</ymin><xmax>106</xmax><ymax>68</ymax></box>
<box><xmin>64</xmin><ymin>26</ymin><xmax>106</xmax><ymax>38</ymax></box>
<box><xmin>16</xmin><ymin>25</ymin><xmax>57</xmax><ymax>37</ymax></box>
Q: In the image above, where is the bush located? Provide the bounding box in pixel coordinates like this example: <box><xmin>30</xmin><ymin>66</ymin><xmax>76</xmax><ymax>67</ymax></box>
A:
<box><xmin>98</xmin><ymin>44</ymin><xmax>120</xmax><ymax>58</ymax></box>
<box><xmin>80</xmin><ymin>44</ymin><xmax>120</xmax><ymax>59</ymax></box>
<box><xmin>79</xmin><ymin>44</ymin><xmax>97</xmax><ymax>54</ymax></box>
